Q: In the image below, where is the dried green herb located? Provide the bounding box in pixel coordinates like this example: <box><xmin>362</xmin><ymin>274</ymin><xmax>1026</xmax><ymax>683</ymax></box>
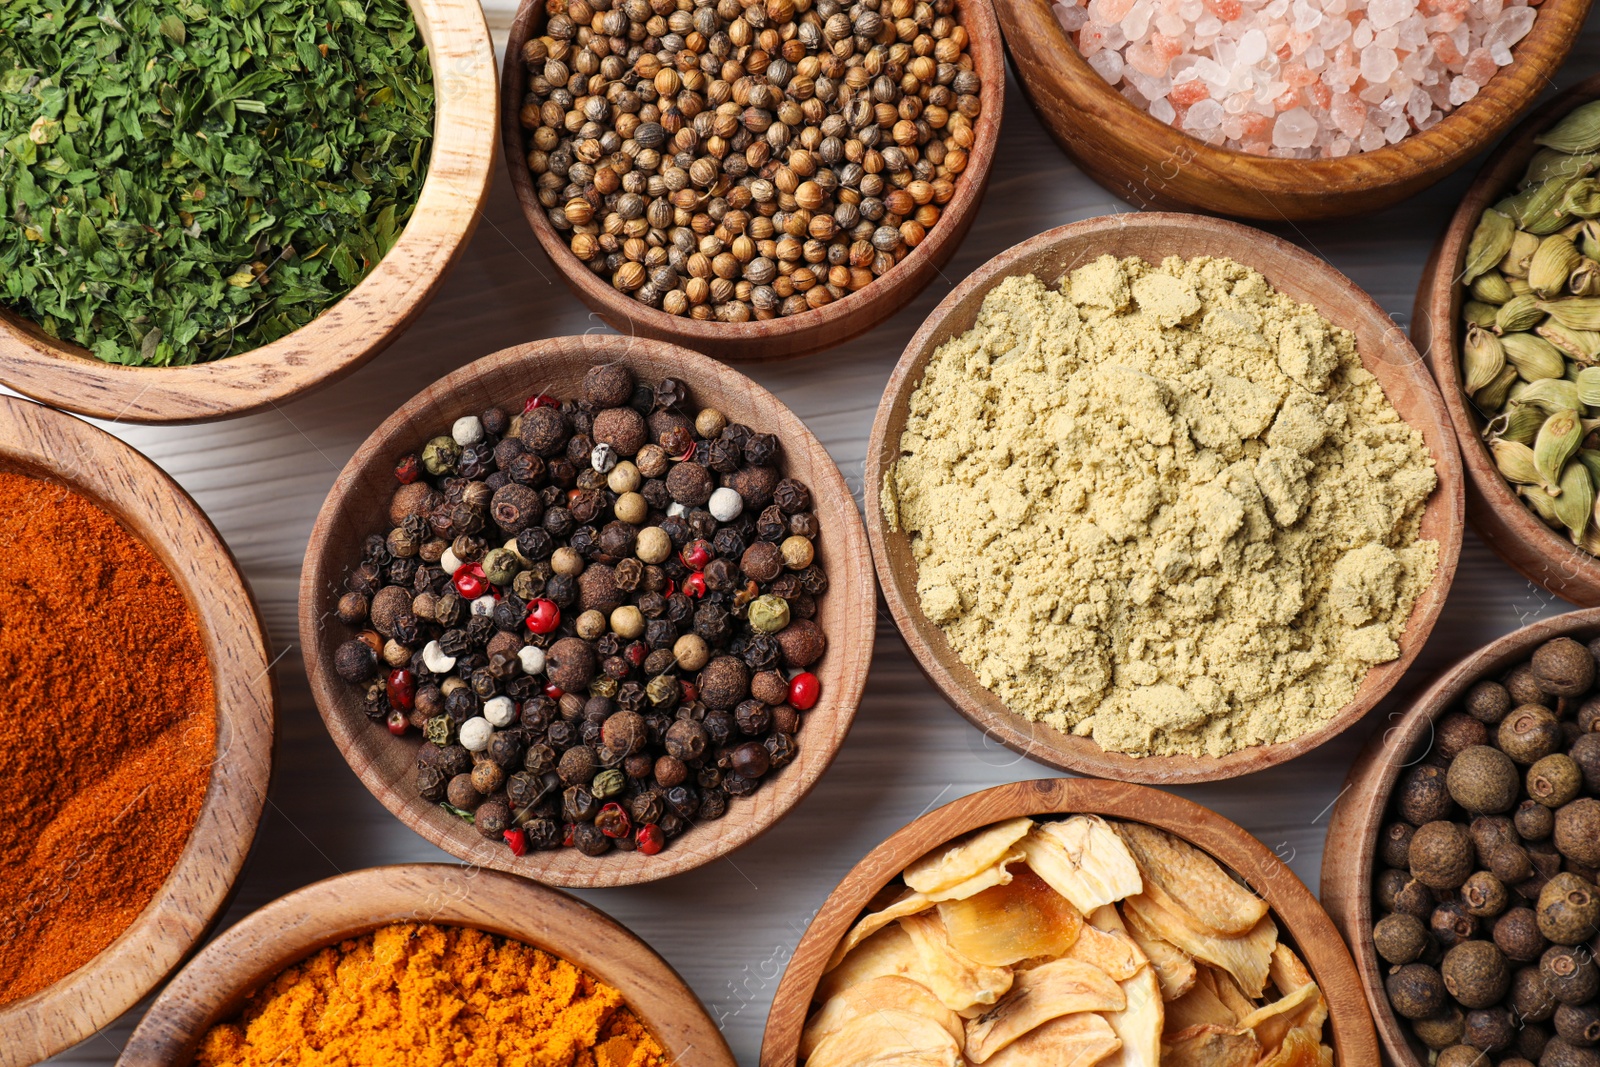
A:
<box><xmin>0</xmin><ymin>0</ymin><xmax>433</xmax><ymax>366</ymax></box>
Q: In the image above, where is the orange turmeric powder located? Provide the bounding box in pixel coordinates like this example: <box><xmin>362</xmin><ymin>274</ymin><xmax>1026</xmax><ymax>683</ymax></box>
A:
<box><xmin>195</xmin><ymin>923</ymin><xmax>665</xmax><ymax>1067</ymax></box>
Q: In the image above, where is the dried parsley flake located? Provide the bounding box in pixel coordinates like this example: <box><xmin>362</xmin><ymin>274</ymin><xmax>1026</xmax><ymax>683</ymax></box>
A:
<box><xmin>0</xmin><ymin>0</ymin><xmax>434</xmax><ymax>366</ymax></box>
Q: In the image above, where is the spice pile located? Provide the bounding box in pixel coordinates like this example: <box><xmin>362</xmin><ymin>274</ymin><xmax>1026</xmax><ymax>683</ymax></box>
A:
<box><xmin>0</xmin><ymin>472</ymin><xmax>214</xmax><ymax>1005</ymax></box>
<box><xmin>195</xmin><ymin>922</ymin><xmax>664</xmax><ymax>1066</ymax></box>
<box><xmin>1055</xmin><ymin>0</ymin><xmax>1536</xmax><ymax>156</ymax></box>
<box><xmin>333</xmin><ymin>366</ymin><xmax>827</xmax><ymax>857</ymax></box>
<box><xmin>1370</xmin><ymin>635</ymin><xmax>1600</xmax><ymax>1067</ymax></box>
<box><xmin>1461</xmin><ymin>101</ymin><xmax>1600</xmax><ymax>557</ymax></box>
<box><xmin>806</xmin><ymin>814</ymin><xmax>1333</xmax><ymax>1066</ymax></box>
<box><xmin>515</xmin><ymin>0</ymin><xmax>982</xmax><ymax>321</ymax></box>
<box><xmin>0</xmin><ymin>0</ymin><xmax>434</xmax><ymax>366</ymax></box>
<box><xmin>885</xmin><ymin>255</ymin><xmax>1439</xmax><ymax>758</ymax></box>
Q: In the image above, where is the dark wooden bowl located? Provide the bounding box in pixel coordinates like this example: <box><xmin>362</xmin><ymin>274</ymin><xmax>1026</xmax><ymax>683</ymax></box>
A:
<box><xmin>0</xmin><ymin>0</ymin><xmax>496</xmax><ymax>424</ymax></box>
<box><xmin>299</xmin><ymin>334</ymin><xmax>875</xmax><ymax>886</ymax></box>
<box><xmin>1415</xmin><ymin>74</ymin><xmax>1600</xmax><ymax>607</ymax></box>
<box><xmin>864</xmin><ymin>213</ymin><xmax>1464</xmax><ymax>783</ymax></box>
<box><xmin>758</xmin><ymin>777</ymin><xmax>1381</xmax><ymax>1065</ymax></box>
<box><xmin>994</xmin><ymin>0</ymin><xmax>1592</xmax><ymax>220</ymax></box>
<box><xmin>117</xmin><ymin>864</ymin><xmax>736</xmax><ymax>1066</ymax></box>
<box><xmin>498</xmin><ymin>0</ymin><xmax>1003</xmax><ymax>362</ymax></box>
<box><xmin>1322</xmin><ymin>607</ymin><xmax>1600</xmax><ymax>1067</ymax></box>
<box><xmin>0</xmin><ymin>397</ymin><xmax>275</xmax><ymax>1066</ymax></box>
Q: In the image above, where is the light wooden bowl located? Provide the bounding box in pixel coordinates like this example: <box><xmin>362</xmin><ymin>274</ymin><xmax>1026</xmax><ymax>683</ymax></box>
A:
<box><xmin>1321</xmin><ymin>607</ymin><xmax>1600</xmax><ymax>1067</ymax></box>
<box><xmin>0</xmin><ymin>397</ymin><xmax>274</xmax><ymax>1067</ymax></box>
<box><xmin>0</xmin><ymin>0</ymin><xmax>496</xmax><ymax>425</ymax></box>
<box><xmin>994</xmin><ymin>0</ymin><xmax>1592</xmax><ymax>220</ymax></box>
<box><xmin>299</xmin><ymin>334</ymin><xmax>875</xmax><ymax>886</ymax></box>
<box><xmin>1415</xmin><ymin>75</ymin><xmax>1600</xmax><ymax>608</ymax></box>
<box><xmin>759</xmin><ymin>777</ymin><xmax>1381</xmax><ymax>1065</ymax></box>
<box><xmin>117</xmin><ymin>863</ymin><xmax>736</xmax><ymax>1065</ymax></box>
<box><xmin>864</xmin><ymin>213</ymin><xmax>1465</xmax><ymax>783</ymax></box>
<box><xmin>498</xmin><ymin>0</ymin><xmax>1003</xmax><ymax>362</ymax></box>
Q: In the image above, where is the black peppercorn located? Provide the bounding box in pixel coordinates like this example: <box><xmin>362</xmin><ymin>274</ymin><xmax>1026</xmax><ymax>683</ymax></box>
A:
<box><xmin>571</xmin><ymin>820</ymin><xmax>612</xmax><ymax>856</ymax></box>
<box><xmin>417</xmin><ymin>764</ymin><xmax>449</xmax><ymax>801</ymax></box>
<box><xmin>664</xmin><ymin>784</ymin><xmax>700</xmax><ymax>819</ymax></box>
<box><xmin>562</xmin><ymin>784</ymin><xmax>601</xmax><ymax>824</ymax></box>
<box><xmin>698</xmin><ymin>788</ymin><xmax>729</xmax><ymax>819</ymax></box>
<box><xmin>335</xmin><ymin>639</ymin><xmax>379</xmax><ymax>683</ymax></box>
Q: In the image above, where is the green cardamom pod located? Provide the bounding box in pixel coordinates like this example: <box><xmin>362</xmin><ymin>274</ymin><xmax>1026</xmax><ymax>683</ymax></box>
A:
<box><xmin>1536</xmin><ymin>297</ymin><xmax>1600</xmax><ymax>330</ymax></box>
<box><xmin>1538</xmin><ymin>321</ymin><xmax>1600</xmax><ymax>360</ymax></box>
<box><xmin>1492</xmin><ymin>439</ymin><xmax>1542</xmax><ymax>484</ymax></box>
<box><xmin>1510</xmin><ymin>276</ymin><xmax>1535</xmax><ymax>297</ymax></box>
<box><xmin>1565</xmin><ymin>179</ymin><xmax>1600</xmax><ymax>219</ymax></box>
<box><xmin>1579</xmin><ymin>366</ymin><xmax>1600</xmax><ymax>406</ymax></box>
<box><xmin>1535</xmin><ymin>408</ymin><xmax>1583</xmax><ymax>490</ymax></box>
<box><xmin>1526</xmin><ymin>147</ymin><xmax>1600</xmax><ymax>186</ymax></box>
<box><xmin>1498</xmin><ymin>294</ymin><xmax>1548</xmax><ymax>334</ymax></box>
<box><xmin>1465</xmin><ymin>208</ymin><xmax>1516</xmax><ymax>282</ymax></box>
<box><xmin>1522</xmin><ymin>483</ymin><xmax>1563</xmax><ymax>524</ymax></box>
<box><xmin>1570</xmin><ymin>260</ymin><xmax>1600</xmax><ymax>297</ymax></box>
<box><xmin>1536</xmin><ymin>100</ymin><xmax>1600</xmax><ymax>154</ymax></box>
<box><xmin>1463</xmin><ymin>324</ymin><xmax>1508</xmax><ymax>393</ymax></box>
<box><xmin>1477</xmin><ymin>363</ymin><xmax>1520</xmax><ymax>411</ymax></box>
<box><xmin>1511</xmin><ymin>376</ymin><xmax>1581</xmax><ymax>412</ymax></box>
<box><xmin>1499</xmin><ymin>404</ymin><xmax>1549</xmax><ymax>444</ymax></box>
<box><xmin>1530</xmin><ymin>235</ymin><xmax>1583</xmax><ymax>298</ymax></box>
<box><xmin>1501</xmin><ymin>230</ymin><xmax>1543</xmax><ymax>278</ymax></box>
<box><xmin>1555</xmin><ymin>461</ymin><xmax>1595</xmax><ymax>538</ymax></box>
<box><xmin>1471</xmin><ymin>270</ymin><xmax>1516</xmax><ymax>304</ymax></box>
<box><xmin>1503</xmin><ymin>332</ymin><xmax>1569</xmax><ymax>381</ymax></box>
<box><xmin>1464</xmin><ymin>300</ymin><xmax>1501</xmax><ymax>328</ymax></box>
<box><xmin>1577</xmin><ymin>524</ymin><xmax>1600</xmax><ymax>555</ymax></box>
<box><xmin>1581</xmin><ymin>221</ymin><xmax>1600</xmax><ymax>262</ymax></box>
<box><xmin>1520</xmin><ymin>176</ymin><xmax>1582</xmax><ymax>235</ymax></box>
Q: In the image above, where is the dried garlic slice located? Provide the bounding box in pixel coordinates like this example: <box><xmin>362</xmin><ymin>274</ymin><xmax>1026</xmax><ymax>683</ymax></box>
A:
<box><xmin>806</xmin><ymin>1008</ymin><xmax>962</xmax><ymax>1067</ymax></box>
<box><xmin>903</xmin><ymin>818</ymin><xmax>1033</xmax><ymax>894</ymax></box>
<box><xmin>963</xmin><ymin>958</ymin><xmax>1126</xmax><ymax>1063</ymax></box>
<box><xmin>1018</xmin><ymin>817</ymin><xmax>1142</xmax><ymax>914</ymax></box>
<box><xmin>980</xmin><ymin>1012</ymin><xmax>1122</xmax><ymax>1067</ymax></box>
<box><xmin>1110</xmin><ymin>821</ymin><xmax>1267</xmax><ymax>936</ymax></box>
<box><xmin>800</xmin><ymin>975</ymin><xmax>962</xmax><ymax>1059</ymax></box>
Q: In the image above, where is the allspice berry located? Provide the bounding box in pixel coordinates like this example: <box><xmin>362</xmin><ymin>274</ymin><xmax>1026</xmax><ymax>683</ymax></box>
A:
<box><xmin>1501</xmin><ymin>705</ymin><xmax>1564</xmax><ymax>765</ymax></box>
<box><xmin>698</xmin><ymin>656</ymin><xmax>751</xmax><ymax>710</ymax></box>
<box><xmin>335</xmin><ymin>638</ymin><xmax>378</xmax><ymax>683</ymax></box>
<box><xmin>592</xmin><ymin>407</ymin><xmax>647</xmax><ymax>457</ymax></box>
<box><xmin>1400</xmin><ymin>763</ymin><xmax>1458</xmax><ymax>824</ymax></box>
<box><xmin>1443</xmin><ymin>940</ymin><xmax>1511</xmax><ymax>1009</ymax></box>
<box><xmin>1438</xmin><ymin>711</ymin><xmax>1491</xmax><ymax>760</ymax></box>
<box><xmin>1382</xmin><ymin>822</ymin><xmax>1419</xmax><ymax>868</ymax></box>
<box><xmin>1414</xmin><ymin>1008</ymin><xmax>1466</xmax><ymax>1050</ymax></box>
<box><xmin>1572</xmin><ymin>733</ymin><xmax>1600</xmax><ymax>793</ymax></box>
<box><xmin>1432</xmin><ymin>901</ymin><xmax>1480</xmax><ymax>949</ymax></box>
<box><xmin>546</xmin><ymin>636</ymin><xmax>597</xmax><ymax>692</ymax></box>
<box><xmin>1554</xmin><ymin>1002</ymin><xmax>1600</xmax><ymax>1046</ymax></box>
<box><xmin>1542</xmin><ymin>944</ymin><xmax>1600</xmax><ymax>1005</ymax></box>
<box><xmin>1531</xmin><ymin>754</ymin><xmax>1585</xmax><ymax>809</ymax></box>
<box><xmin>446</xmin><ymin>772</ymin><xmax>481</xmax><ymax>811</ymax></box>
<box><xmin>1463</xmin><ymin>1007</ymin><xmax>1516</xmax><ymax>1052</ymax></box>
<box><xmin>1513</xmin><ymin>965</ymin><xmax>1558</xmax><ymax>1022</ymax></box>
<box><xmin>1389</xmin><ymin>963</ymin><xmax>1448</xmax><ymax>1018</ymax></box>
<box><xmin>1376</xmin><ymin>912</ymin><xmax>1431</xmax><ymax>964</ymax></box>
<box><xmin>1542</xmin><ymin>1039</ymin><xmax>1600</xmax><ymax>1067</ymax></box>
<box><xmin>665</xmin><ymin>461</ymin><xmax>714</xmax><ymax>507</ymax></box>
<box><xmin>1466</xmin><ymin>680</ymin><xmax>1514</xmax><ymax>725</ymax></box>
<box><xmin>1519</xmin><ymin>798</ymin><xmax>1558</xmax><ymax>841</ymax></box>
<box><xmin>1394</xmin><ymin>877</ymin><xmax>1440</xmax><ymax>920</ymax></box>
<box><xmin>1533</xmin><ymin>638</ymin><xmax>1596</xmax><ymax>697</ymax></box>
<box><xmin>558</xmin><ymin>745</ymin><xmax>599</xmax><ymax>787</ymax></box>
<box><xmin>775</xmin><ymin>618</ymin><xmax>826</xmax><ymax>667</ymax></box>
<box><xmin>1537</xmin><ymin>873</ymin><xmax>1600</xmax><ymax>945</ymax></box>
<box><xmin>1449</xmin><ymin>745</ymin><xmax>1521</xmax><ymax>814</ymax></box>
<box><xmin>602</xmin><ymin>710</ymin><xmax>648</xmax><ymax>756</ymax></box>
<box><xmin>1555</xmin><ymin>798</ymin><xmax>1600</xmax><ymax>866</ymax></box>
<box><xmin>583</xmin><ymin>365</ymin><xmax>635</xmax><ymax>409</ymax></box>
<box><xmin>520</xmin><ymin>405</ymin><xmax>570</xmax><ymax>456</ymax></box>
<box><xmin>1412</xmin><ymin>820</ymin><xmax>1476</xmax><ymax>889</ymax></box>
<box><xmin>1507</xmin><ymin>664</ymin><xmax>1553</xmax><ymax>708</ymax></box>
<box><xmin>1463</xmin><ymin>870</ymin><xmax>1510</xmax><ymax>919</ymax></box>
<box><xmin>577</xmin><ymin>564</ymin><xmax>625</xmax><ymax>614</ymax></box>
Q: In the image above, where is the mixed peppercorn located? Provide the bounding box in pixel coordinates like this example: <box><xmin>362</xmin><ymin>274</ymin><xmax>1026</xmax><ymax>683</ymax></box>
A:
<box><xmin>331</xmin><ymin>365</ymin><xmax>827</xmax><ymax>857</ymax></box>
<box><xmin>1372</xmin><ymin>636</ymin><xmax>1600</xmax><ymax>1067</ymax></box>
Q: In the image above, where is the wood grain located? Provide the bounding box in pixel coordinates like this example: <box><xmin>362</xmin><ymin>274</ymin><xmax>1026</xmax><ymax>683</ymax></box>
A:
<box><xmin>0</xmin><ymin>397</ymin><xmax>275</xmax><ymax>1067</ymax></box>
<box><xmin>863</xmin><ymin>213</ymin><xmax>1466</xmax><ymax>783</ymax></box>
<box><xmin>994</xmin><ymin>0</ymin><xmax>1594</xmax><ymax>220</ymax></box>
<box><xmin>496</xmin><ymin>0</ymin><xmax>1004</xmax><ymax>362</ymax></box>
<box><xmin>116</xmin><ymin>864</ymin><xmax>736</xmax><ymax>1066</ymax></box>
<box><xmin>1414</xmin><ymin>74</ymin><xmax>1600</xmax><ymax>608</ymax></box>
<box><xmin>298</xmin><ymin>334</ymin><xmax>876</xmax><ymax>886</ymax></box>
<box><xmin>0</xmin><ymin>0</ymin><xmax>497</xmax><ymax>425</ymax></box>
<box><xmin>1321</xmin><ymin>607</ymin><xmax>1600</xmax><ymax>1067</ymax></box>
<box><xmin>757</xmin><ymin>777</ymin><xmax>1380</xmax><ymax>1066</ymax></box>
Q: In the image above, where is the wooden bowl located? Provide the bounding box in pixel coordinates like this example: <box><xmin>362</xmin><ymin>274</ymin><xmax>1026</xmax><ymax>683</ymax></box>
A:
<box><xmin>0</xmin><ymin>397</ymin><xmax>275</xmax><ymax>1067</ymax></box>
<box><xmin>994</xmin><ymin>0</ymin><xmax>1592</xmax><ymax>220</ymax></box>
<box><xmin>117</xmin><ymin>863</ymin><xmax>736</xmax><ymax>1065</ymax></box>
<box><xmin>498</xmin><ymin>0</ymin><xmax>1003</xmax><ymax>362</ymax></box>
<box><xmin>758</xmin><ymin>777</ymin><xmax>1381</xmax><ymax>1065</ymax></box>
<box><xmin>864</xmin><ymin>213</ymin><xmax>1465</xmax><ymax>783</ymax></box>
<box><xmin>1415</xmin><ymin>75</ymin><xmax>1600</xmax><ymax>607</ymax></box>
<box><xmin>0</xmin><ymin>0</ymin><xmax>496</xmax><ymax>424</ymax></box>
<box><xmin>299</xmin><ymin>334</ymin><xmax>875</xmax><ymax>886</ymax></box>
<box><xmin>1321</xmin><ymin>607</ymin><xmax>1600</xmax><ymax>1067</ymax></box>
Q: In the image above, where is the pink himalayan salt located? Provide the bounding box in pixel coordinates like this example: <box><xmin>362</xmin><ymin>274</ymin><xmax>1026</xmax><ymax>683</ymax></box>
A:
<box><xmin>1059</xmin><ymin>0</ymin><xmax>1537</xmax><ymax>157</ymax></box>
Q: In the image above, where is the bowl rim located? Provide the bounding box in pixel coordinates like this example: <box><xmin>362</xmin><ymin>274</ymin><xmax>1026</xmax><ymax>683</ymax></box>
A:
<box><xmin>995</xmin><ymin>0</ymin><xmax>1594</xmax><ymax>188</ymax></box>
<box><xmin>1320</xmin><ymin>606</ymin><xmax>1600</xmax><ymax>1067</ymax></box>
<box><xmin>0</xmin><ymin>396</ymin><xmax>275</xmax><ymax>1067</ymax></box>
<box><xmin>863</xmin><ymin>211</ymin><xmax>1465</xmax><ymax>783</ymax></box>
<box><xmin>1415</xmin><ymin>72</ymin><xmax>1600</xmax><ymax>606</ymax></box>
<box><xmin>496</xmin><ymin>0</ymin><xmax>1004</xmax><ymax>360</ymax></box>
<box><xmin>0</xmin><ymin>0</ymin><xmax>498</xmax><ymax>425</ymax></box>
<box><xmin>115</xmin><ymin>862</ymin><xmax>738</xmax><ymax>1066</ymax></box>
<box><xmin>297</xmin><ymin>332</ymin><xmax>876</xmax><ymax>886</ymax></box>
<box><xmin>756</xmin><ymin>776</ymin><xmax>1381</xmax><ymax>1066</ymax></box>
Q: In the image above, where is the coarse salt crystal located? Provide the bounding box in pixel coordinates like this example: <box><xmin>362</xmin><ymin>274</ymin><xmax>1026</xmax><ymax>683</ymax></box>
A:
<box><xmin>1121</xmin><ymin>0</ymin><xmax>1154</xmax><ymax>40</ymax></box>
<box><xmin>1272</xmin><ymin>106</ymin><xmax>1318</xmax><ymax>147</ymax></box>
<box><xmin>1155</xmin><ymin>12</ymin><xmax>1186</xmax><ymax>34</ymax></box>
<box><xmin>1237</xmin><ymin>27</ymin><xmax>1268</xmax><ymax>63</ymax></box>
<box><xmin>1088</xmin><ymin>47</ymin><xmax>1125</xmax><ymax>80</ymax></box>
<box><xmin>1359</xmin><ymin>42</ymin><xmax>1399</xmax><ymax>81</ymax></box>
<box><xmin>1149</xmin><ymin>95</ymin><xmax>1178</xmax><ymax>122</ymax></box>
<box><xmin>1352</xmin><ymin>19</ymin><xmax>1375</xmax><ymax>47</ymax></box>
<box><xmin>1056</xmin><ymin>2</ymin><xmax>1090</xmax><ymax>28</ymax></box>
<box><xmin>1369</xmin><ymin>0</ymin><xmax>1415</xmax><ymax>30</ymax></box>
<box><xmin>1448</xmin><ymin>74</ymin><xmax>1479</xmax><ymax>103</ymax></box>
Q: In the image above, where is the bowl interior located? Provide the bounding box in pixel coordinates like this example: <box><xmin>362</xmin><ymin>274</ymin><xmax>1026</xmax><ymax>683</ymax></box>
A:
<box><xmin>1322</xmin><ymin>608</ymin><xmax>1600</xmax><ymax>1067</ymax></box>
<box><xmin>0</xmin><ymin>0</ymin><xmax>496</xmax><ymax>423</ymax></box>
<box><xmin>1417</xmin><ymin>73</ymin><xmax>1600</xmax><ymax>606</ymax></box>
<box><xmin>757</xmin><ymin>777</ymin><xmax>1380</xmax><ymax>1066</ymax></box>
<box><xmin>300</xmin><ymin>334</ymin><xmax>875</xmax><ymax>886</ymax></box>
<box><xmin>866</xmin><ymin>212</ymin><xmax>1464</xmax><ymax>783</ymax></box>
<box><xmin>497</xmin><ymin>0</ymin><xmax>1004</xmax><ymax>359</ymax></box>
<box><xmin>116</xmin><ymin>865</ymin><xmax>736</xmax><ymax>1066</ymax></box>
<box><xmin>0</xmin><ymin>398</ymin><xmax>273</xmax><ymax>1067</ymax></box>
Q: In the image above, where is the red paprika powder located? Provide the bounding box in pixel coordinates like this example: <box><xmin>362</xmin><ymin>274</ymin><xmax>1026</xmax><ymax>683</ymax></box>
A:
<box><xmin>0</xmin><ymin>471</ymin><xmax>215</xmax><ymax>1004</ymax></box>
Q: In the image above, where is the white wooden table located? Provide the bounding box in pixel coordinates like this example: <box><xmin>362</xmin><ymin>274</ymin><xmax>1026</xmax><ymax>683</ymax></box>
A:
<box><xmin>34</xmin><ymin>9</ymin><xmax>1600</xmax><ymax>1061</ymax></box>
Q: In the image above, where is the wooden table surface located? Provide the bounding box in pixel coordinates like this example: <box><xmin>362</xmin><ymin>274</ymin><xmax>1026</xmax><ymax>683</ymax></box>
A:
<box><xmin>28</xmin><ymin>9</ymin><xmax>1600</xmax><ymax>1061</ymax></box>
